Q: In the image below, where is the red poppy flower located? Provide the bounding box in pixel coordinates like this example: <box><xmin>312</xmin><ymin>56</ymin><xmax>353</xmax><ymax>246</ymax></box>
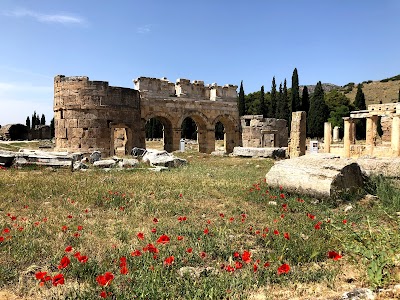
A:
<box><xmin>307</xmin><ymin>213</ymin><xmax>315</xmax><ymax>220</ymax></box>
<box><xmin>233</xmin><ymin>251</ymin><xmax>240</xmax><ymax>258</ymax></box>
<box><xmin>200</xmin><ymin>251</ymin><xmax>206</xmax><ymax>258</ymax></box>
<box><xmin>67</xmin><ymin>215</ymin><xmax>73</xmax><ymax>219</ymax></box>
<box><xmin>177</xmin><ymin>236</ymin><xmax>184</xmax><ymax>241</ymax></box>
<box><xmin>225</xmin><ymin>265</ymin><xmax>235</xmax><ymax>272</ymax></box>
<box><xmin>277</xmin><ymin>263</ymin><xmax>290</xmax><ymax>275</ymax></box>
<box><xmin>280</xmin><ymin>193</ymin><xmax>286</xmax><ymax>199</ymax></box>
<box><xmin>96</xmin><ymin>272</ymin><xmax>114</xmax><ymax>286</ymax></box>
<box><xmin>74</xmin><ymin>252</ymin><xmax>81</xmax><ymax>258</ymax></box>
<box><xmin>156</xmin><ymin>234</ymin><xmax>170</xmax><ymax>244</ymax></box>
<box><xmin>283</xmin><ymin>232</ymin><xmax>290</xmax><ymax>240</ymax></box>
<box><xmin>253</xmin><ymin>264</ymin><xmax>258</xmax><ymax>272</ymax></box>
<box><xmin>282</xmin><ymin>203</ymin><xmax>288</xmax><ymax>211</ymax></box>
<box><xmin>73</xmin><ymin>232</ymin><xmax>80</xmax><ymax>237</ymax></box>
<box><xmin>0</xmin><ymin>236</ymin><xmax>4</xmax><ymax>243</ymax></box>
<box><xmin>263</xmin><ymin>227</ymin><xmax>269</xmax><ymax>233</ymax></box>
<box><xmin>255</xmin><ymin>230</ymin><xmax>261</xmax><ymax>235</ymax></box>
<box><xmin>35</xmin><ymin>271</ymin><xmax>47</xmax><ymax>280</ymax></box>
<box><xmin>131</xmin><ymin>250</ymin><xmax>142</xmax><ymax>257</ymax></box>
<box><xmin>77</xmin><ymin>225</ymin><xmax>83</xmax><ymax>231</ymax></box>
<box><xmin>314</xmin><ymin>221</ymin><xmax>322</xmax><ymax>230</ymax></box>
<box><xmin>100</xmin><ymin>291</ymin><xmax>107</xmax><ymax>298</ymax></box>
<box><xmin>342</xmin><ymin>219</ymin><xmax>347</xmax><ymax>224</ymax></box>
<box><xmin>2</xmin><ymin>228</ymin><xmax>10</xmax><ymax>234</ymax></box>
<box><xmin>328</xmin><ymin>251</ymin><xmax>342</xmax><ymax>260</ymax></box>
<box><xmin>164</xmin><ymin>256</ymin><xmax>174</xmax><ymax>266</ymax></box>
<box><xmin>273</xmin><ymin>229</ymin><xmax>279</xmax><ymax>235</ymax></box>
<box><xmin>229</xmin><ymin>217</ymin><xmax>234</xmax><ymax>222</ymax></box>
<box><xmin>203</xmin><ymin>228</ymin><xmax>209</xmax><ymax>235</ymax></box>
<box><xmin>151</xmin><ymin>228</ymin><xmax>157</xmax><ymax>233</ymax></box>
<box><xmin>120</xmin><ymin>256</ymin><xmax>127</xmax><ymax>266</ymax></box>
<box><xmin>58</xmin><ymin>256</ymin><xmax>70</xmax><ymax>269</ymax></box>
<box><xmin>179</xmin><ymin>193</ymin><xmax>183</xmax><ymax>198</ymax></box>
<box><xmin>263</xmin><ymin>262</ymin><xmax>270</xmax><ymax>268</ymax></box>
<box><xmin>186</xmin><ymin>248</ymin><xmax>193</xmax><ymax>253</ymax></box>
<box><xmin>153</xmin><ymin>218</ymin><xmax>158</xmax><ymax>223</ymax></box>
<box><xmin>242</xmin><ymin>250</ymin><xmax>251</xmax><ymax>263</ymax></box>
<box><xmin>219</xmin><ymin>213</ymin><xmax>224</xmax><ymax>218</ymax></box>
<box><xmin>177</xmin><ymin>216</ymin><xmax>187</xmax><ymax>222</ymax></box>
<box><xmin>61</xmin><ymin>225</ymin><xmax>68</xmax><ymax>232</ymax></box>
<box><xmin>65</xmin><ymin>246</ymin><xmax>73</xmax><ymax>252</ymax></box>
<box><xmin>235</xmin><ymin>261</ymin><xmax>243</xmax><ymax>269</ymax></box>
<box><xmin>143</xmin><ymin>243</ymin><xmax>159</xmax><ymax>253</ymax></box>
<box><xmin>78</xmin><ymin>255</ymin><xmax>88</xmax><ymax>263</ymax></box>
<box><xmin>52</xmin><ymin>273</ymin><xmax>65</xmax><ymax>286</ymax></box>
<box><xmin>137</xmin><ymin>232</ymin><xmax>144</xmax><ymax>240</ymax></box>
<box><xmin>120</xmin><ymin>265</ymin><xmax>128</xmax><ymax>275</ymax></box>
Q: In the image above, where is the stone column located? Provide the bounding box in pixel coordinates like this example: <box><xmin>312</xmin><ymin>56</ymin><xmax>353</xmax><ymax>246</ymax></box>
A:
<box><xmin>391</xmin><ymin>116</ymin><xmax>400</xmax><ymax>156</ymax></box>
<box><xmin>366</xmin><ymin>116</ymin><xmax>378</xmax><ymax>155</ymax></box>
<box><xmin>343</xmin><ymin>117</ymin><xmax>355</xmax><ymax>158</ymax></box>
<box><xmin>164</xmin><ymin>128</ymin><xmax>181</xmax><ymax>152</ymax></box>
<box><xmin>324</xmin><ymin>122</ymin><xmax>332</xmax><ymax>153</ymax></box>
<box><xmin>333</xmin><ymin>126</ymin><xmax>340</xmax><ymax>142</ymax></box>
<box><xmin>289</xmin><ymin>111</ymin><xmax>306</xmax><ymax>158</ymax></box>
<box><xmin>198</xmin><ymin>128</ymin><xmax>215</xmax><ymax>154</ymax></box>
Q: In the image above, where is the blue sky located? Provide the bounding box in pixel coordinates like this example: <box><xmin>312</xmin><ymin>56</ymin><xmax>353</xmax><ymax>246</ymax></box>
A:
<box><xmin>1</xmin><ymin>0</ymin><xmax>399</xmax><ymax>125</ymax></box>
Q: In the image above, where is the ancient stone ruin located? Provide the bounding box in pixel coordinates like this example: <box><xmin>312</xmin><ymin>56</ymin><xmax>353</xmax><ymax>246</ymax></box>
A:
<box><xmin>54</xmin><ymin>75</ymin><xmax>241</xmax><ymax>156</ymax></box>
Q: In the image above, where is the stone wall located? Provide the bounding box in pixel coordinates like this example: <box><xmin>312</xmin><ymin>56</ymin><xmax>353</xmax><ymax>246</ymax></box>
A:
<box><xmin>240</xmin><ymin>115</ymin><xmax>288</xmax><ymax>148</ymax></box>
<box><xmin>54</xmin><ymin>75</ymin><xmax>241</xmax><ymax>155</ymax></box>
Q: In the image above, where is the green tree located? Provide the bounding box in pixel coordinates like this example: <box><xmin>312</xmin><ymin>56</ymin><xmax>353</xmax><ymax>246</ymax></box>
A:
<box><xmin>291</xmin><ymin>68</ymin><xmax>300</xmax><ymax>113</ymax></box>
<box><xmin>353</xmin><ymin>84</ymin><xmax>366</xmax><ymax>139</ymax></box>
<box><xmin>245</xmin><ymin>91</ymin><xmax>261</xmax><ymax>115</ymax></box>
<box><xmin>259</xmin><ymin>85</ymin><xmax>267</xmax><ymax>117</ymax></box>
<box><xmin>354</xmin><ymin>84</ymin><xmax>366</xmax><ymax>110</ymax></box>
<box><xmin>328</xmin><ymin>105</ymin><xmax>350</xmax><ymax>129</ymax></box>
<box><xmin>307</xmin><ymin>81</ymin><xmax>329</xmax><ymax>137</ymax></box>
<box><xmin>282</xmin><ymin>79</ymin><xmax>290</xmax><ymax>122</ymax></box>
<box><xmin>31</xmin><ymin>111</ymin><xmax>37</xmax><ymax>129</ymax></box>
<box><xmin>269</xmin><ymin>77</ymin><xmax>277</xmax><ymax>118</ymax></box>
<box><xmin>324</xmin><ymin>90</ymin><xmax>351</xmax><ymax>111</ymax></box>
<box><xmin>50</xmin><ymin>118</ymin><xmax>55</xmax><ymax>138</ymax></box>
<box><xmin>301</xmin><ymin>86</ymin><xmax>309</xmax><ymax>113</ymax></box>
<box><xmin>398</xmin><ymin>88</ymin><xmax>400</xmax><ymax>102</ymax></box>
<box><xmin>26</xmin><ymin>116</ymin><xmax>30</xmax><ymax>129</ymax></box>
<box><xmin>40</xmin><ymin>114</ymin><xmax>46</xmax><ymax>125</ymax></box>
<box><xmin>238</xmin><ymin>81</ymin><xmax>246</xmax><ymax>116</ymax></box>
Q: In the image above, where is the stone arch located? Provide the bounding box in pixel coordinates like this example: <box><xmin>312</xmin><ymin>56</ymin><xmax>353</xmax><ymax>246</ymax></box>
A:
<box><xmin>178</xmin><ymin>111</ymin><xmax>213</xmax><ymax>153</ymax></box>
<box><xmin>143</xmin><ymin>112</ymin><xmax>176</xmax><ymax>152</ymax></box>
<box><xmin>212</xmin><ymin>114</ymin><xmax>240</xmax><ymax>153</ymax></box>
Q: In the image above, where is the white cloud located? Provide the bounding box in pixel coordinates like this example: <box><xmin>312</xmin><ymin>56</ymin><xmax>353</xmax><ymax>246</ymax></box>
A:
<box><xmin>137</xmin><ymin>24</ymin><xmax>152</xmax><ymax>34</ymax></box>
<box><xmin>3</xmin><ymin>8</ymin><xmax>87</xmax><ymax>25</ymax></box>
<box><xmin>0</xmin><ymin>82</ymin><xmax>52</xmax><ymax>94</ymax></box>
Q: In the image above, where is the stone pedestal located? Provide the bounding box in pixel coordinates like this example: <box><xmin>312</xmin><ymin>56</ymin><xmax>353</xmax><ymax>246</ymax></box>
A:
<box><xmin>289</xmin><ymin>111</ymin><xmax>306</xmax><ymax>158</ymax></box>
<box><xmin>333</xmin><ymin>126</ymin><xmax>340</xmax><ymax>142</ymax></box>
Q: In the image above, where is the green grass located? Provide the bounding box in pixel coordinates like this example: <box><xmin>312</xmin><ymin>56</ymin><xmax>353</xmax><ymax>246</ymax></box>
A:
<box><xmin>0</xmin><ymin>152</ymin><xmax>399</xmax><ymax>299</ymax></box>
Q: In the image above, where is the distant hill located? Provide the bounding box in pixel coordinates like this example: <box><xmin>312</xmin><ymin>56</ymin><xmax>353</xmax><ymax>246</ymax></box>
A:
<box><xmin>339</xmin><ymin>75</ymin><xmax>400</xmax><ymax>105</ymax></box>
<box><xmin>299</xmin><ymin>83</ymin><xmax>341</xmax><ymax>94</ymax></box>
<box><xmin>299</xmin><ymin>74</ymin><xmax>400</xmax><ymax>106</ymax></box>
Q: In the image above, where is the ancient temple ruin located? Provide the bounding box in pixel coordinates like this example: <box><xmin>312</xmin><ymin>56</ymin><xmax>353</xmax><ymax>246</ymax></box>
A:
<box><xmin>54</xmin><ymin>75</ymin><xmax>241</xmax><ymax>156</ymax></box>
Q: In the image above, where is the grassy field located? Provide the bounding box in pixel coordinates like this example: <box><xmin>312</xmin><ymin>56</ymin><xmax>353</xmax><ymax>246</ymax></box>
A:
<box><xmin>1</xmin><ymin>144</ymin><xmax>400</xmax><ymax>299</ymax></box>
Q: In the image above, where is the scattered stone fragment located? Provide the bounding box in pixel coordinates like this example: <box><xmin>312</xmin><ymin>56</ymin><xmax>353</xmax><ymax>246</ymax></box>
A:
<box><xmin>232</xmin><ymin>147</ymin><xmax>287</xmax><ymax>158</ymax></box>
<box><xmin>341</xmin><ymin>288</ymin><xmax>375</xmax><ymax>300</ymax></box>
<box><xmin>118</xmin><ymin>158</ymin><xmax>139</xmax><ymax>168</ymax></box>
<box><xmin>142</xmin><ymin>149</ymin><xmax>187</xmax><ymax>167</ymax></box>
<box><xmin>93</xmin><ymin>160</ymin><xmax>116</xmax><ymax>168</ymax></box>
<box><xmin>89</xmin><ymin>151</ymin><xmax>101</xmax><ymax>163</ymax></box>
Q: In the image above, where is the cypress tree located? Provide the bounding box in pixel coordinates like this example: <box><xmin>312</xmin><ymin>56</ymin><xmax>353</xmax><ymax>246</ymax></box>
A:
<box><xmin>276</xmin><ymin>82</ymin><xmax>283</xmax><ymax>119</ymax></box>
<box><xmin>238</xmin><ymin>81</ymin><xmax>246</xmax><ymax>116</ymax></box>
<box><xmin>307</xmin><ymin>81</ymin><xmax>329</xmax><ymax>137</ymax></box>
<box><xmin>259</xmin><ymin>85</ymin><xmax>267</xmax><ymax>117</ymax></box>
<box><xmin>41</xmin><ymin>114</ymin><xmax>46</xmax><ymax>125</ymax></box>
<box><xmin>50</xmin><ymin>118</ymin><xmax>55</xmax><ymax>138</ymax></box>
<box><xmin>398</xmin><ymin>88</ymin><xmax>400</xmax><ymax>102</ymax></box>
<box><xmin>291</xmin><ymin>68</ymin><xmax>300</xmax><ymax>113</ymax></box>
<box><xmin>301</xmin><ymin>86</ymin><xmax>310</xmax><ymax>114</ymax></box>
<box><xmin>32</xmin><ymin>111</ymin><xmax>37</xmax><ymax>129</ymax></box>
<box><xmin>354</xmin><ymin>84</ymin><xmax>366</xmax><ymax>110</ymax></box>
<box><xmin>269</xmin><ymin>77</ymin><xmax>277</xmax><ymax>118</ymax></box>
<box><xmin>26</xmin><ymin>116</ymin><xmax>31</xmax><ymax>129</ymax></box>
<box><xmin>281</xmin><ymin>79</ymin><xmax>290</xmax><ymax>122</ymax></box>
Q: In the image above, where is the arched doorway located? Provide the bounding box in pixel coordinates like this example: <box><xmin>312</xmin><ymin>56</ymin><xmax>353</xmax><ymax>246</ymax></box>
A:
<box><xmin>181</xmin><ymin>117</ymin><xmax>198</xmax><ymax>151</ymax></box>
<box><xmin>213</xmin><ymin>115</ymin><xmax>238</xmax><ymax>153</ymax></box>
<box><xmin>215</xmin><ymin>121</ymin><xmax>225</xmax><ymax>151</ymax></box>
<box><xmin>144</xmin><ymin>116</ymin><xmax>174</xmax><ymax>152</ymax></box>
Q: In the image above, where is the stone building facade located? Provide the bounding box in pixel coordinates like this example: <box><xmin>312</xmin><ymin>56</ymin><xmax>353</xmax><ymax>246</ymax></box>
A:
<box><xmin>240</xmin><ymin>115</ymin><xmax>288</xmax><ymax>148</ymax></box>
<box><xmin>54</xmin><ymin>75</ymin><xmax>241</xmax><ymax>156</ymax></box>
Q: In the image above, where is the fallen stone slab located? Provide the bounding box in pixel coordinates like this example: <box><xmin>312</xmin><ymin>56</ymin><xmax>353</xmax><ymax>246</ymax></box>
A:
<box><xmin>357</xmin><ymin>157</ymin><xmax>400</xmax><ymax>177</ymax></box>
<box><xmin>93</xmin><ymin>160</ymin><xmax>117</xmax><ymax>168</ymax></box>
<box><xmin>118</xmin><ymin>158</ymin><xmax>139</xmax><ymax>168</ymax></box>
<box><xmin>232</xmin><ymin>147</ymin><xmax>287</xmax><ymax>158</ymax></box>
<box><xmin>142</xmin><ymin>149</ymin><xmax>187</xmax><ymax>168</ymax></box>
<box><xmin>0</xmin><ymin>150</ymin><xmax>16</xmax><ymax>167</ymax></box>
<box><xmin>265</xmin><ymin>154</ymin><xmax>367</xmax><ymax>199</ymax></box>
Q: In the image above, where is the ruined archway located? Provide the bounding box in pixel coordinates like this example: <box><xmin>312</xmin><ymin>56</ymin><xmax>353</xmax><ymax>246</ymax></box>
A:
<box><xmin>212</xmin><ymin>115</ymin><xmax>239</xmax><ymax>153</ymax></box>
<box><xmin>143</xmin><ymin>115</ymin><xmax>174</xmax><ymax>152</ymax></box>
<box><xmin>110</xmin><ymin>123</ymin><xmax>133</xmax><ymax>155</ymax></box>
<box><xmin>178</xmin><ymin>113</ymin><xmax>210</xmax><ymax>153</ymax></box>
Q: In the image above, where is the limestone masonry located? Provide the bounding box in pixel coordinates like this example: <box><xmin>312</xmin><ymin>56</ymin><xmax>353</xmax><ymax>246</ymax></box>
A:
<box><xmin>54</xmin><ymin>75</ymin><xmax>244</xmax><ymax>155</ymax></box>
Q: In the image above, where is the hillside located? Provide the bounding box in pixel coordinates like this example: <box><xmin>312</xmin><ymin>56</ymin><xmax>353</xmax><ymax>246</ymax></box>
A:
<box><xmin>340</xmin><ymin>76</ymin><xmax>400</xmax><ymax>105</ymax></box>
